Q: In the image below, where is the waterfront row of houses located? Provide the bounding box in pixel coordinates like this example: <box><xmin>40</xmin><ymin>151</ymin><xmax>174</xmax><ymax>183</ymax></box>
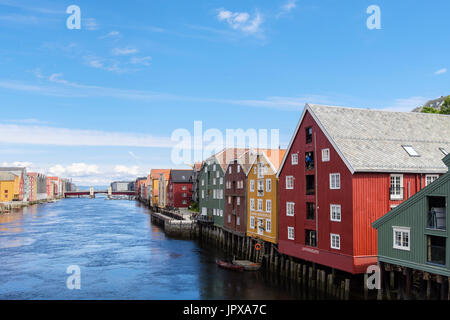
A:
<box><xmin>0</xmin><ymin>167</ymin><xmax>76</xmax><ymax>203</ymax></box>
<box><xmin>138</xmin><ymin>103</ymin><xmax>450</xmax><ymax>279</ymax></box>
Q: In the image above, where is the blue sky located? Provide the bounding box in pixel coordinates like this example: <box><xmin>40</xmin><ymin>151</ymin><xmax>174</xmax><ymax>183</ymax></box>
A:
<box><xmin>0</xmin><ymin>0</ymin><xmax>448</xmax><ymax>185</ymax></box>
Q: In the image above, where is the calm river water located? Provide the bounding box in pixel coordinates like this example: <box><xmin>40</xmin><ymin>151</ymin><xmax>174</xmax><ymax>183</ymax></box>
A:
<box><xmin>0</xmin><ymin>197</ymin><xmax>311</xmax><ymax>300</ymax></box>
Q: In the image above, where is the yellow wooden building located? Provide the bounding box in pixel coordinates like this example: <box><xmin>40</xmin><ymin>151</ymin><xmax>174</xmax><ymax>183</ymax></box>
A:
<box><xmin>0</xmin><ymin>172</ymin><xmax>20</xmax><ymax>202</ymax></box>
<box><xmin>246</xmin><ymin>149</ymin><xmax>286</xmax><ymax>244</ymax></box>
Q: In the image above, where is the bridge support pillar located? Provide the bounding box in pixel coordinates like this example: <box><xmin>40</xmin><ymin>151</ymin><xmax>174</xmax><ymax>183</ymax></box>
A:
<box><xmin>107</xmin><ymin>186</ymin><xmax>112</xmax><ymax>199</ymax></box>
<box><xmin>89</xmin><ymin>187</ymin><xmax>95</xmax><ymax>199</ymax></box>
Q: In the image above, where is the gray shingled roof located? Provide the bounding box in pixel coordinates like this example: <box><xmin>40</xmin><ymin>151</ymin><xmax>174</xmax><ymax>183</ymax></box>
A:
<box><xmin>0</xmin><ymin>172</ymin><xmax>17</xmax><ymax>181</ymax></box>
<box><xmin>308</xmin><ymin>104</ymin><xmax>450</xmax><ymax>173</ymax></box>
<box><xmin>170</xmin><ymin>170</ymin><xmax>193</xmax><ymax>183</ymax></box>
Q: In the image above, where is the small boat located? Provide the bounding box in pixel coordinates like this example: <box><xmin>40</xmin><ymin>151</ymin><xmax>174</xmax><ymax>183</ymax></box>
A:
<box><xmin>216</xmin><ymin>259</ymin><xmax>244</xmax><ymax>272</ymax></box>
<box><xmin>232</xmin><ymin>260</ymin><xmax>262</xmax><ymax>271</ymax></box>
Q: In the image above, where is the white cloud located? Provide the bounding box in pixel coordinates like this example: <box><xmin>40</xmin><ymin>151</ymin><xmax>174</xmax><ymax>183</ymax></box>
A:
<box><xmin>1</xmin><ymin>161</ymin><xmax>33</xmax><ymax>168</ymax></box>
<box><xmin>277</xmin><ymin>0</ymin><xmax>297</xmax><ymax>18</ymax></box>
<box><xmin>0</xmin><ymin>124</ymin><xmax>174</xmax><ymax>147</ymax></box>
<box><xmin>382</xmin><ymin>96</ymin><xmax>429</xmax><ymax>112</ymax></box>
<box><xmin>435</xmin><ymin>68</ymin><xmax>447</xmax><ymax>75</ymax></box>
<box><xmin>217</xmin><ymin>9</ymin><xmax>263</xmax><ymax>35</ymax></box>
<box><xmin>130</xmin><ymin>56</ymin><xmax>152</xmax><ymax>66</ymax></box>
<box><xmin>100</xmin><ymin>31</ymin><xmax>121</xmax><ymax>39</ymax></box>
<box><xmin>112</xmin><ymin>47</ymin><xmax>139</xmax><ymax>56</ymax></box>
<box><xmin>114</xmin><ymin>165</ymin><xmax>141</xmax><ymax>176</ymax></box>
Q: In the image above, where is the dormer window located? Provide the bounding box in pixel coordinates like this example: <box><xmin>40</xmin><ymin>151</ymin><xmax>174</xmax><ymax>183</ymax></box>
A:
<box><xmin>402</xmin><ymin>145</ymin><xmax>420</xmax><ymax>157</ymax></box>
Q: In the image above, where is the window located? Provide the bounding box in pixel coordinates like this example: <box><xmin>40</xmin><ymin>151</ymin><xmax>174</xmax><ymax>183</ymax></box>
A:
<box><xmin>213</xmin><ymin>164</ymin><xmax>216</xmax><ymax>171</ymax></box>
<box><xmin>257</xmin><ymin>163</ymin><xmax>264</xmax><ymax>178</ymax></box>
<box><xmin>439</xmin><ymin>147</ymin><xmax>448</xmax><ymax>156</ymax></box>
<box><xmin>305</xmin><ymin>230</ymin><xmax>317</xmax><ymax>247</ymax></box>
<box><xmin>228</xmin><ymin>196</ymin><xmax>231</xmax><ymax>204</ymax></box>
<box><xmin>202</xmin><ymin>190</ymin><xmax>204</xmax><ymax>199</ymax></box>
<box><xmin>427</xmin><ymin>196</ymin><xmax>446</xmax><ymax>230</ymax></box>
<box><xmin>331</xmin><ymin>234</ymin><xmax>341</xmax><ymax>250</ymax></box>
<box><xmin>330</xmin><ymin>204</ymin><xmax>341</xmax><ymax>222</ymax></box>
<box><xmin>266</xmin><ymin>219</ymin><xmax>271</xmax><ymax>232</ymax></box>
<box><xmin>237</xmin><ymin>197</ymin><xmax>240</xmax><ymax>206</ymax></box>
<box><xmin>182</xmin><ymin>193</ymin><xmax>187</xmax><ymax>197</ymax></box>
<box><xmin>237</xmin><ymin>166</ymin><xmax>240</xmax><ymax>173</ymax></box>
<box><xmin>305</xmin><ymin>152</ymin><xmax>314</xmax><ymax>170</ymax></box>
<box><xmin>306</xmin><ymin>127</ymin><xmax>312</xmax><ymax>144</ymax></box>
<box><xmin>216</xmin><ymin>171</ymin><xmax>219</xmax><ymax>178</ymax></box>
<box><xmin>213</xmin><ymin>178</ymin><xmax>216</xmax><ymax>185</ymax></box>
<box><xmin>286</xmin><ymin>202</ymin><xmax>295</xmax><ymax>216</ymax></box>
<box><xmin>250</xmin><ymin>199</ymin><xmax>255</xmax><ymax>210</ymax></box>
<box><xmin>427</xmin><ymin>235</ymin><xmax>446</xmax><ymax>265</ymax></box>
<box><xmin>237</xmin><ymin>217</ymin><xmax>240</xmax><ymax>226</ymax></box>
<box><xmin>229</xmin><ymin>166</ymin><xmax>232</xmax><ymax>174</ymax></box>
<box><xmin>257</xmin><ymin>179</ymin><xmax>264</xmax><ymax>196</ymax></box>
<box><xmin>266</xmin><ymin>200</ymin><xmax>272</xmax><ymax>213</ymax></box>
<box><xmin>228</xmin><ymin>215</ymin><xmax>231</xmax><ymax>223</ymax></box>
<box><xmin>306</xmin><ymin>202</ymin><xmax>315</xmax><ymax>220</ymax></box>
<box><xmin>213</xmin><ymin>189</ymin><xmax>217</xmax><ymax>199</ymax></box>
<box><xmin>257</xmin><ymin>219</ymin><xmax>264</xmax><ymax>235</ymax></box>
<box><xmin>250</xmin><ymin>216</ymin><xmax>255</xmax><ymax>229</ymax></box>
<box><xmin>182</xmin><ymin>186</ymin><xmax>187</xmax><ymax>190</ymax></box>
<box><xmin>402</xmin><ymin>145</ymin><xmax>420</xmax><ymax>157</ymax></box>
<box><xmin>393</xmin><ymin>227</ymin><xmax>410</xmax><ymax>251</ymax></box>
<box><xmin>250</xmin><ymin>180</ymin><xmax>255</xmax><ymax>192</ymax></box>
<box><xmin>390</xmin><ymin>174</ymin><xmax>403</xmax><ymax>200</ymax></box>
<box><xmin>213</xmin><ymin>208</ymin><xmax>217</xmax><ymax>216</ymax></box>
<box><xmin>330</xmin><ymin>173</ymin><xmax>341</xmax><ymax>190</ymax></box>
<box><xmin>291</xmin><ymin>153</ymin><xmax>298</xmax><ymax>165</ymax></box>
<box><xmin>286</xmin><ymin>176</ymin><xmax>294</xmax><ymax>189</ymax></box>
<box><xmin>322</xmin><ymin>148</ymin><xmax>330</xmax><ymax>162</ymax></box>
<box><xmin>201</xmin><ymin>180</ymin><xmax>204</xmax><ymax>186</ymax></box>
<box><xmin>266</xmin><ymin>179</ymin><xmax>271</xmax><ymax>192</ymax></box>
<box><xmin>219</xmin><ymin>177</ymin><xmax>223</xmax><ymax>185</ymax></box>
<box><xmin>257</xmin><ymin>199</ymin><xmax>263</xmax><ymax>211</ymax></box>
<box><xmin>306</xmin><ymin>175</ymin><xmax>315</xmax><ymax>195</ymax></box>
<box><xmin>182</xmin><ymin>200</ymin><xmax>187</xmax><ymax>205</ymax></box>
<box><xmin>426</xmin><ymin>175</ymin><xmax>439</xmax><ymax>186</ymax></box>
<box><xmin>288</xmin><ymin>227</ymin><xmax>295</xmax><ymax>240</ymax></box>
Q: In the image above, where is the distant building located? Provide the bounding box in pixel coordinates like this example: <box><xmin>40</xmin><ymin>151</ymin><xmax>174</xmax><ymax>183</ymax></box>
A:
<box><xmin>158</xmin><ymin>171</ymin><xmax>171</xmax><ymax>208</ymax></box>
<box><xmin>0</xmin><ymin>172</ymin><xmax>20</xmax><ymax>202</ymax></box>
<box><xmin>111</xmin><ymin>181</ymin><xmax>133</xmax><ymax>192</ymax></box>
<box><xmin>0</xmin><ymin>167</ymin><xmax>28</xmax><ymax>201</ymax></box>
<box><xmin>167</xmin><ymin>169</ymin><xmax>194</xmax><ymax>208</ymax></box>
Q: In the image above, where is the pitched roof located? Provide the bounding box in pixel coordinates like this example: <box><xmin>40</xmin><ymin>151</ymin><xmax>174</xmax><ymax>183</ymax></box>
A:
<box><xmin>279</xmin><ymin>104</ymin><xmax>450</xmax><ymax>175</ymax></box>
<box><xmin>0</xmin><ymin>172</ymin><xmax>16</xmax><ymax>181</ymax></box>
<box><xmin>170</xmin><ymin>169</ymin><xmax>193</xmax><ymax>183</ymax></box>
<box><xmin>150</xmin><ymin>169</ymin><xmax>170</xmax><ymax>180</ymax></box>
<box><xmin>211</xmin><ymin>148</ymin><xmax>250</xmax><ymax>171</ymax></box>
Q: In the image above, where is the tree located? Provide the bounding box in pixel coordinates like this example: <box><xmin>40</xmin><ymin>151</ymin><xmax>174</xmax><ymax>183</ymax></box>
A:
<box><xmin>421</xmin><ymin>96</ymin><xmax>450</xmax><ymax>115</ymax></box>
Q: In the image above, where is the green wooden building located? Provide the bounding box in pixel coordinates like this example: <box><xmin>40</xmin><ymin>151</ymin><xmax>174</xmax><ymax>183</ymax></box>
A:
<box><xmin>198</xmin><ymin>148</ymin><xmax>248</xmax><ymax>227</ymax></box>
<box><xmin>373</xmin><ymin>153</ymin><xmax>450</xmax><ymax>277</ymax></box>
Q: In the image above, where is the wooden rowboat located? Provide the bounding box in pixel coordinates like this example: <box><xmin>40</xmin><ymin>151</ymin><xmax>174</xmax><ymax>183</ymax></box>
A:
<box><xmin>216</xmin><ymin>259</ymin><xmax>244</xmax><ymax>272</ymax></box>
<box><xmin>232</xmin><ymin>260</ymin><xmax>262</xmax><ymax>271</ymax></box>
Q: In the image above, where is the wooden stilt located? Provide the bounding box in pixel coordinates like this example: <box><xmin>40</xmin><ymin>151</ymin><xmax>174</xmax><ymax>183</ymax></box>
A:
<box><xmin>344</xmin><ymin>279</ymin><xmax>350</xmax><ymax>300</ymax></box>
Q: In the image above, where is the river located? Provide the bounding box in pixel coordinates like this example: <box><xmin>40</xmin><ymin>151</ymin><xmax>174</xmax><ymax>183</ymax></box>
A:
<box><xmin>0</xmin><ymin>197</ymin><xmax>315</xmax><ymax>300</ymax></box>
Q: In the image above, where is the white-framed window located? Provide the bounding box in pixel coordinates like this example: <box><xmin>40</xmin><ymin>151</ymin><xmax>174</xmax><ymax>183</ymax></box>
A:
<box><xmin>257</xmin><ymin>218</ymin><xmax>264</xmax><ymax>235</ymax></box>
<box><xmin>288</xmin><ymin>227</ymin><xmax>295</xmax><ymax>240</ymax></box>
<box><xmin>286</xmin><ymin>176</ymin><xmax>294</xmax><ymax>189</ymax></box>
<box><xmin>286</xmin><ymin>202</ymin><xmax>295</xmax><ymax>216</ymax></box>
<box><xmin>250</xmin><ymin>180</ymin><xmax>255</xmax><ymax>192</ymax></box>
<box><xmin>257</xmin><ymin>180</ymin><xmax>264</xmax><ymax>195</ymax></box>
<box><xmin>229</xmin><ymin>166</ymin><xmax>232</xmax><ymax>174</ymax></box>
<box><xmin>266</xmin><ymin>179</ymin><xmax>272</xmax><ymax>192</ymax></box>
<box><xmin>220</xmin><ymin>189</ymin><xmax>223</xmax><ymax>199</ymax></box>
<box><xmin>202</xmin><ymin>179</ymin><xmax>204</xmax><ymax>186</ymax></box>
<box><xmin>213</xmin><ymin>178</ymin><xmax>216</xmax><ymax>185</ymax></box>
<box><xmin>219</xmin><ymin>177</ymin><xmax>223</xmax><ymax>185</ymax></box>
<box><xmin>250</xmin><ymin>198</ymin><xmax>255</xmax><ymax>210</ymax></box>
<box><xmin>390</xmin><ymin>174</ymin><xmax>403</xmax><ymax>200</ymax></box>
<box><xmin>257</xmin><ymin>163</ymin><xmax>264</xmax><ymax>178</ymax></box>
<box><xmin>266</xmin><ymin>219</ymin><xmax>272</xmax><ymax>233</ymax></box>
<box><xmin>182</xmin><ymin>186</ymin><xmax>187</xmax><ymax>190</ymax></box>
<box><xmin>182</xmin><ymin>200</ymin><xmax>187</xmax><ymax>205</ymax></box>
<box><xmin>213</xmin><ymin>189</ymin><xmax>217</xmax><ymax>199</ymax></box>
<box><xmin>254</xmin><ymin>167</ymin><xmax>257</xmax><ymax>174</ymax></box>
<box><xmin>228</xmin><ymin>196</ymin><xmax>231</xmax><ymax>204</ymax></box>
<box><xmin>250</xmin><ymin>216</ymin><xmax>255</xmax><ymax>229</ymax></box>
<box><xmin>228</xmin><ymin>215</ymin><xmax>231</xmax><ymax>223</ymax></box>
<box><xmin>213</xmin><ymin>164</ymin><xmax>216</xmax><ymax>171</ymax></box>
<box><xmin>291</xmin><ymin>153</ymin><xmax>298</xmax><ymax>165</ymax></box>
<box><xmin>216</xmin><ymin>171</ymin><xmax>219</xmax><ymax>178</ymax></box>
<box><xmin>202</xmin><ymin>190</ymin><xmax>204</xmax><ymax>199</ymax></box>
<box><xmin>393</xmin><ymin>227</ymin><xmax>410</xmax><ymax>251</ymax></box>
<box><xmin>322</xmin><ymin>148</ymin><xmax>330</xmax><ymax>162</ymax></box>
<box><xmin>330</xmin><ymin>204</ymin><xmax>341</xmax><ymax>222</ymax></box>
<box><xmin>402</xmin><ymin>145</ymin><xmax>420</xmax><ymax>157</ymax></box>
<box><xmin>329</xmin><ymin>173</ymin><xmax>341</xmax><ymax>190</ymax></box>
<box><xmin>331</xmin><ymin>234</ymin><xmax>340</xmax><ymax>250</ymax></box>
<box><xmin>213</xmin><ymin>208</ymin><xmax>217</xmax><ymax>216</ymax></box>
<box><xmin>237</xmin><ymin>166</ymin><xmax>240</xmax><ymax>173</ymax></box>
<box><xmin>183</xmin><ymin>193</ymin><xmax>187</xmax><ymax>197</ymax></box>
<box><xmin>257</xmin><ymin>199</ymin><xmax>263</xmax><ymax>211</ymax></box>
<box><xmin>237</xmin><ymin>197</ymin><xmax>240</xmax><ymax>206</ymax></box>
<box><xmin>426</xmin><ymin>174</ymin><xmax>439</xmax><ymax>186</ymax></box>
<box><xmin>237</xmin><ymin>217</ymin><xmax>240</xmax><ymax>225</ymax></box>
<box><xmin>266</xmin><ymin>200</ymin><xmax>272</xmax><ymax>213</ymax></box>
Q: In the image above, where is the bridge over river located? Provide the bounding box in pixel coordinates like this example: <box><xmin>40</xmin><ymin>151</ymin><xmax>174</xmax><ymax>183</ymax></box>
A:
<box><xmin>64</xmin><ymin>187</ymin><xmax>135</xmax><ymax>198</ymax></box>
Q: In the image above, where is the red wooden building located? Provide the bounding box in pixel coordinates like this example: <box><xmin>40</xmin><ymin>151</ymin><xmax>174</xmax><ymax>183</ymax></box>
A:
<box><xmin>277</xmin><ymin>104</ymin><xmax>450</xmax><ymax>274</ymax></box>
<box><xmin>167</xmin><ymin>169</ymin><xmax>194</xmax><ymax>208</ymax></box>
<box><xmin>223</xmin><ymin>150</ymin><xmax>256</xmax><ymax>236</ymax></box>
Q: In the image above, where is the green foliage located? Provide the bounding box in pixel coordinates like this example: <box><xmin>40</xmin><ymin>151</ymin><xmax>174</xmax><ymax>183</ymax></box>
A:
<box><xmin>421</xmin><ymin>96</ymin><xmax>450</xmax><ymax>115</ymax></box>
<box><xmin>189</xmin><ymin>201</ymin><xmax>199</xmax><ymax>212</ymax></box>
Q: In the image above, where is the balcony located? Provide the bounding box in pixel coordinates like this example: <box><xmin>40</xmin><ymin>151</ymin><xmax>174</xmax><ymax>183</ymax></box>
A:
<box><xmin>389</xmin><ymin>187</ymin><xmax>404</xmax><ymax>201</ymax></box>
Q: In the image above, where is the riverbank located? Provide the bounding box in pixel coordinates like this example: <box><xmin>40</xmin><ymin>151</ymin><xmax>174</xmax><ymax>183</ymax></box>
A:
<box><xmin>0</xmin><ymin>198</ymin><xmax>61</xmax><ymax>214</ymax></box>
